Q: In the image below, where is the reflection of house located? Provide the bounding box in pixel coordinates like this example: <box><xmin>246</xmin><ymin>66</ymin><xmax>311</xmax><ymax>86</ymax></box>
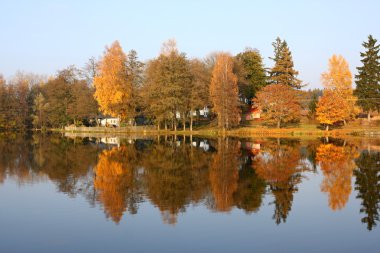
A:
<box><xmin>100</xmin><ymin>137</ymin><xmax>120</xmax><ymax>146</ymax></box>
<box><xmin>97</xmin><ymin>116</ymin><xmax>120</xmax><ymax>127</ymax></box>
<box><xmin>245</xmin><ymin>107</ymin><xmax>261</xmax><ymax>120</ymax></box>
<box><xmin>192</xmin><ymin>140</ymin><xmax>210</xmax><ymax>151</ymax></box>
<box><xmin>243</xmin><ymin>142</ymin><xmax>261</xmax><ymax>155</ymax></box>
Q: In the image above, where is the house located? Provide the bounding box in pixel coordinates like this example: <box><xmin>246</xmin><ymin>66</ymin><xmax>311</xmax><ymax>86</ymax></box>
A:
<box><xmin>176</xmin><ymin>106</ymin><xmax>210</xmax><ymax>119</ymax></box>
<box><xmin>192</xmin><ymin>106</ymin><xmax>210</xmax><ymax>117</ymax></box>
<box><xmin>245</xmin><ymin>107</ymin><xmax>261</xmax><ymax>120</ymax></box>
<box><xmin>97</xmin><ymin>116</ymin><xmax>120</xmax><ymax>127</ymax></box>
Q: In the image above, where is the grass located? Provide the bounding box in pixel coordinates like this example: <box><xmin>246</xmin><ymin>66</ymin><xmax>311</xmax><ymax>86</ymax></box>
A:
<box><xmin>55</xmin><ymin>118</ymin><xmax>380</xmax><ymax>138</ymax></box>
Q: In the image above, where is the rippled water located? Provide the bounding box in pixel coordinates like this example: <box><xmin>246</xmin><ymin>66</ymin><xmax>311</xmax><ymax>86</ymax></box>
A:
<box><xmin>0</xmin><ymin>134</ymin><xmax>379</xmax><ymax>253</ymax></box>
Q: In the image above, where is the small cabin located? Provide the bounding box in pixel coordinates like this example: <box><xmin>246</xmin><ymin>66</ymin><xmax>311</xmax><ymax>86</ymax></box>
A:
<box><xmin>245</xmin><ymin>107</ymin><xmax>261</xmax><ymax>120</ymax></box>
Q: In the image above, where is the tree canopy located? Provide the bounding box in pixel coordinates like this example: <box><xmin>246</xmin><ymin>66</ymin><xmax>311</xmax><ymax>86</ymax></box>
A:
<box><xmin>355</xmin><ymin>35</ymin><xmax>380</xmax><ymax>120</ymax></box>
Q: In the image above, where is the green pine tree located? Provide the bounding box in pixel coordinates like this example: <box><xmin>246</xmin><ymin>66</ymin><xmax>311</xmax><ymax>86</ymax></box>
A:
<box><xmin>354</xmin><ymin>35</ymin><xmax>380</xmax><ymax>121</ymax></box>
<box><xmin>270</xmin><ymin>37</ymin><xmax>302</xmax><ymax>89</ymax></box>
<box><xmin>235</xmin><ymin>48</ymin><xmax>267</xmax><ymax>101</ymax></box>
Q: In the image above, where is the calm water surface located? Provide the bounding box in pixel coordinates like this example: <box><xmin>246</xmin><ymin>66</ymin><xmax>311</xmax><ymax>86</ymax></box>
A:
<box><xmin>0</xmin><ymin>134</ymin><xmax>379</xmax><ymax>253</ymax></box>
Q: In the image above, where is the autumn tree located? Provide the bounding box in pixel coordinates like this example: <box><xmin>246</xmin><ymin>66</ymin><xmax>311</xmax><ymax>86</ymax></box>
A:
<box><xmin>142</xmin><ymin>40</ymin><xmax>192</xmax><ymax>130</ymax></box>
<box><xmin>9</xmin><ymin>77</ymin><xmax>30</xmax><ymax>129</ymax></box>
<box><xmin>210</xmin><ymin>53</ymin><xmax>240</xmax><ymax>129</ymax></box>
<box><xmin>67</xmin><ymin>80</ymin><xmax>98</xmax><ymax>126</ymax></box>
<box><xmin>321</xmin><ymin>55</ymin><xmax>359</xmax><ymax>124</ymax></box>
<box><xmin>126</xmin><ymin>50</ymin><xmax>144</xmax><ymax>122</ymax></box>
<box><xmin>307</xmin><ymin>89</ymin><xmax>322</xmax><ymax>118</ymax></box>
<box><xmin>39</xmin><ymin>66</ymin><xmax>99</xmax><ymax>127</ymax></box>
<box><xmin>188</xmin><ymin>59</ymin><xmax>210</xmax><ymax>131</ymax></box>
<box><xmin>0</xmin><ymin>75</ymin><xmax>27</xmax><ymax>130</ymax></box>
<box><xmin>316</xmin><ymin>90</ymin><xmax>347</xmax><ymax>131</ymax></box>
<box><xmin>254</xmin><ymin>84</ymin><xmax>301</xmax><ymax>128</ymax></box>
<box><xmin>355</xmin><ymin>35</ymin><xmax>380</xmax><ymax>121</ymax></box>
<box><xmin>93</xmin><ymin>41</ymin><xmax>133</xmax><ymax>121</ymax></box>
<box><xmin>270</xmin><ymin>37</ymin><xmax>302</xmax><ymax>89</ymax></box>
<box><xmin>0</xmin><ymin>75</ymin><xmax>10</xmax><ymax>130</ymax></box>
<box><xmin>82</xmin><ymin>57</ymin><xmax>98</xmax><ymax>86</ymax></box>
<box><xmin>235</xmin><ymin>48</ymin><xmax>267</xmax><ymax>101</ymax></box>
<box><xmin>32</xmin><ymin>92</ymin><xmax>49</xmax><ymax>129</ymax></box>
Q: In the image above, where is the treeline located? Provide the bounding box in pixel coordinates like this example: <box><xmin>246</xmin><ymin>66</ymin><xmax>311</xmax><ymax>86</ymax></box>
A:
<box><xmin>0</xmin><ymin>68</ymin><xmax>98</xmax><ymax>130</ymax></box>
<box><xmin>1</xmin><ymin>35</ymin><xmax>379</xmax><ymax>131</ymax></box>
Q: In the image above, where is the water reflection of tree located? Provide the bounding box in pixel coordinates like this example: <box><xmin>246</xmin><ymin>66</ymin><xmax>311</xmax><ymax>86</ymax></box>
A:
<box><xmin>233</xmin><ymin>155</ymin><xmax>266</xmax><ymax>213</ymax></box>
<box><xmin>253</xmin><ymin>139</ymin><xmax>307</xmax><ymax>224</ymax></box>
<box><xmin>354</xmin><ymin>150</ymin><xmax>380</xmax><ymax>230</ymax></box>
<box><xmin>316</xmin><ymin>142</ymin><xmax>358</xmax><ymax>210</ymax></box>
<box><xmin>209</xmin><ymin>138</ymin><xmax>240</xmax><ymax>212</ymax></box>
<box><xmin>141</xmin><ymin>138</ymin><xmax>211</xmax><ymax>224</ymax></box>
<box><xmin>94</xmin><ymin>145</ymin><xmax>142</xmax><ymax>224</ymax></box>
<box><xmin>0</xmin><ymin>134</ymin><xmax>34</xmax><ymax>184</ymax></box>
<box><xmin>32</xmin><ymin>135</ymin><xmax>99</xmax><ymax>197</ymax></box>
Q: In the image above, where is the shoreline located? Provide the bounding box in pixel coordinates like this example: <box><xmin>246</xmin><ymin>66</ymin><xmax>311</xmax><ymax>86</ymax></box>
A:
<box><xmin>52</xmin><ymin>125</ymin><xmax>380</xmax><ymax>138</ymax></box>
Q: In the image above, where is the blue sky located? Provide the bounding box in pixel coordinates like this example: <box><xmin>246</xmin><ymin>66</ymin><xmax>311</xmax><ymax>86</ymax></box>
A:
<box><xmin>1</xmin><ymin>0</ymin><xmax>379</xmax><ymax>88</ymax></box>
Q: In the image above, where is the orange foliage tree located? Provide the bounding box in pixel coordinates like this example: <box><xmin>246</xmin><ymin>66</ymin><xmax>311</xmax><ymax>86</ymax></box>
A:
<box><xmin>93</xmin><ymin>41</ymin><xmax>133</xmax><ymax>120</ymax></box>
<box><xmin>210</xmin><ymin>53</ymin><xmax>240</xmax><ymax>129</ymax></box>
<box><xmin>254</xmin><ymin>84</ymin><xmax>301</xmax><ymax>128</ymax></box>
<box><xmin>316</xmin><ymin>90</ymin><xmax>347</xmax><ymax>130</ymax></box>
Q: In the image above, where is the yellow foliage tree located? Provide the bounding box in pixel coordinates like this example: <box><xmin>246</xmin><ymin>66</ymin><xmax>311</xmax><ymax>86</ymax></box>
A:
<box><xmin>93</xmin><ymin>41</ymin><xmax>132</xmax><ymax>120</ymax></box>
<box><xmin>320</xmin><ymin>55</ymin><xmax>359</xmax><ymax>124</ymax></box>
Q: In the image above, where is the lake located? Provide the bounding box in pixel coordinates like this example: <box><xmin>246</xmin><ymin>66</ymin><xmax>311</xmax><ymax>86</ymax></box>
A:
<box><xmin>0</xmin><ymin>134</ymin><xmax>379</xmax><ymax>253</ymax></box>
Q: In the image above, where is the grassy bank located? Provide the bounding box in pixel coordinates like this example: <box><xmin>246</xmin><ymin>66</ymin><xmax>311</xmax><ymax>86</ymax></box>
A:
<box><xmin>55</xmin><ymin>122</ymin><xmax>380</xmax><ymax>138</ymax></box>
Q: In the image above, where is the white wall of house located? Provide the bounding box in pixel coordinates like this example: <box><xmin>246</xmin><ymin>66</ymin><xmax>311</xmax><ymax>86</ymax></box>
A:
<box><xmin>98</xmin><ymin>118</ymin><xmax>120</xmax><ymax>127</ymax></box>
<box><xmin>191</xmin><ymin>106</ymin><xmax>209</xmax><ymax>117</ymax></box>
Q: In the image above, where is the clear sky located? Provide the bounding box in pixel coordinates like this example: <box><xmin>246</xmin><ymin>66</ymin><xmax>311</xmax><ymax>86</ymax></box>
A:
<box><xmin>1</xmin><ymin>0</ymin><xmax>379</xmax><ymax>88</ymax></box>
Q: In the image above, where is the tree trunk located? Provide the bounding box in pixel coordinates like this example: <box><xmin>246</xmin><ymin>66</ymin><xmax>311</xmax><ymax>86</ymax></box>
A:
<box><xmin>277</xmin><ymin>120</ymin><xmax>281</xmax><ymax>128</ymax></box>
<box><xmin>326</xmin><ymin>124</ymin><xmax>329</xmax><ymax>131</ymax></box>
<box><xmin>343</xmin><ymin>119</ymin><xmax>347</xmax><ymax>126</ymax></box>
<box><xmin>183</xmin><ymin>114</ymin><xmax>186</xmax><ymax>131</ymax></box>
<box><xmin>174</xmin><ymin>118</ymin><xmax>177</xmax><ymax>131</ymax></box>
<box><xmin>164</xmin><ymin>120</ymin><xmax>168</xmax><ymax>131</ymax></box>
<box><xmin>190</xmin><ymin>114</ymin><xmax>193</xmax><ymax>131</ymax></box>
<box><xmin>368</xmin><ymin>111</ymin><xmax>371</xmax><ymax>121</ymax></box>
<box><xmin>157</xmin><ymin>121</ymin><xmax>160</xmax><ymax>131</ymax></box>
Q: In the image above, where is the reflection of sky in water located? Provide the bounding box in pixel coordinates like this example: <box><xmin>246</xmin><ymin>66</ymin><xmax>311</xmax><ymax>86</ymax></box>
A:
<box><xmin>0</xmin><ymin>136</ymin><xmax>379</xmax><ymax>253</ymax></box>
